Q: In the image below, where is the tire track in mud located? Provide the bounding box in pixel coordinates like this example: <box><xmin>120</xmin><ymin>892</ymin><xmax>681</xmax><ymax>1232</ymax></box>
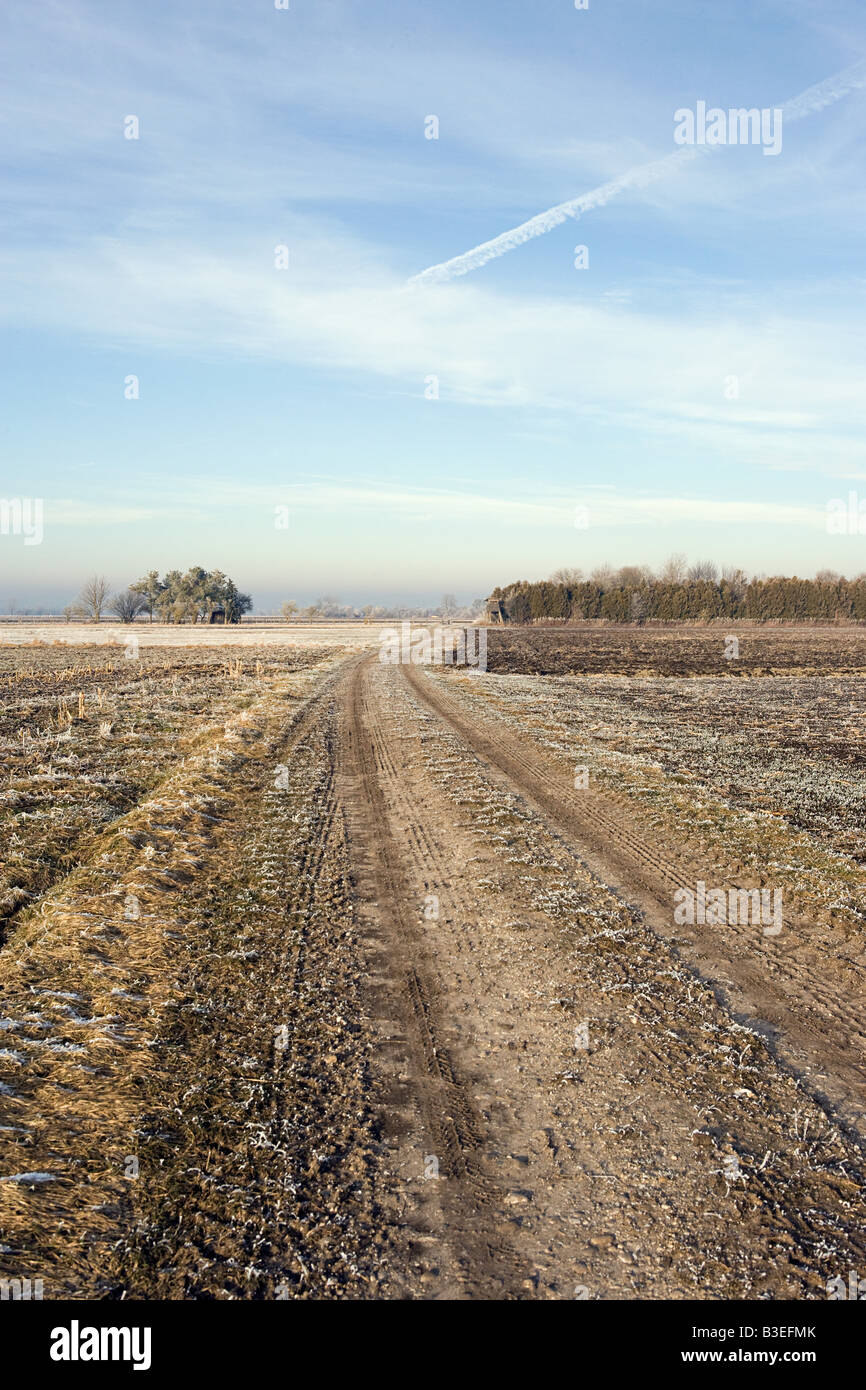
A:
<box><xmin>0</xmin><ymin>659</ymin><xmax>360</xmax><ymax>1297</ymax></box>
<box><xmin>355</xmin><ymin>658</ymin><xmax>866</xmax><ymax>1298</ymax></box>
<box><xmin>0</xmin><ymin>663</ymin><xmax>288</xmax><ymax>948</ymax></box>
<box><xmin>278</xmin><ymin>753</ymin><xmax>338</xmax><ymax>1006</ymax></box>
<box><xmin>403</xmin><ymin>663</ymin><xmax>866</xmax><ymax>1149</ymax></box>
<box><xmin>6</xmin><ymin>647</ymin><xmax>864</xmax><ymax>1299</ymax></box>
<box><xmin>339</xmin><ymin>659</ymin><xmax>534</xmax><ymax>1297</ymax></box>
<box><xmin>111</xmin><ymin>662</ymin><xmax>384</xmax><ymax>1300</ymax></box>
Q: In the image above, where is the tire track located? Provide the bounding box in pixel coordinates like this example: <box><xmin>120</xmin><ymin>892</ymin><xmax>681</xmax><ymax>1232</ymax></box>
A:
<box><xmin>338</xmin><ymin>657</ymin><xmax>534</xmax><ymax>1297</ymax></box>
<box><xmin>0</xmin><ymin>659</ymin><xmax>351</xmax><ymax>1297</ymax></box>
<box><xmin>402</xmin><ymin>663</ymin><xmax>866</xmax><ymax>1147</ymax></box>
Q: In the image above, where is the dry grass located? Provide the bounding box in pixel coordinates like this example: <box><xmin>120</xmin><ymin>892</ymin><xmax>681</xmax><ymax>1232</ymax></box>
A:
<box><xmin>0</xmin><ymin>645</ymin><xmax>364</xmax><ymax>1294</ymax></box>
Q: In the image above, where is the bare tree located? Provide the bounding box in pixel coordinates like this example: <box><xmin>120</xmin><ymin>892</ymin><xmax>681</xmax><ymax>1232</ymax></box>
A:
<box><xmin>688</xmin><ymin>559</ymin><xmax>719</xmax><ymax>583</ymax></box>
<box><xmin>77</xmin><ymin>575</ymin><xmax>111</xmax><ymax>621</ymax></box>
<box><xmin>441</xmin><ymin>593</ymin><xmax>458</xmax><ymax>621</ymax></box>
<box><xmin>721</xmin><ymin>565</ymin><xmax>749</xmax><ymax>601</ymax></box>
<box><xmin>280</xmin><ymin>600</ymin><xmax>299</xmax><ymax>621</ymax></box>
<box><xmin>616</xmin><ymin>564</ymin><xmax>652</xmax><ymax>587</ymax></box>
<box><xmin>550</xmin><ymin>567</ymin><xmax>583</xmax><ymax>586</ymax></box>
<box><xmin>589</xmin><ymin>563</ymin><xmax>615</xmax><ymax>590</ymax></box>
<box><xmin>315</xmin><ymin>595</ymin><xmax>344</xmax><ymax>618</ymax></box>
<box><xmin>659</xmin><ymin>552</ymin><xmax>688</xmax><ymax>583</ymax></box>
<box><xmin>109</xmin><ymin>589</ymin><xmax>148</xmax><ymax>623</ymax></box>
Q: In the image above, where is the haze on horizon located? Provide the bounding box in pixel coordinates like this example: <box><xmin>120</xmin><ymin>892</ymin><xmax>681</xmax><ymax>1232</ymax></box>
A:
<box><xmin>2</xmin><ymin>0</ymin><xmax>866</xmax><ymax>612</ymax></box>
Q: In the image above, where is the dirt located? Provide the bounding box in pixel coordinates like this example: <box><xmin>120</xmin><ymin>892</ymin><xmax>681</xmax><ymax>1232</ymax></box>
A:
<box><xmin>486</xmin><ymin>625</ymin><xmax>866</xmax><ymax>676</ymax></box>
<box><xmin>0</xmin><ymin>641</ymin><xmax>863</xmax><ymax>1300</ymax></box>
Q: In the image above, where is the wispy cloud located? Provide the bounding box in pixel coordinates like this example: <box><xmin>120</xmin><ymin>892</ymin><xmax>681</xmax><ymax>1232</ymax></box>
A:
<box><xmin>410</xmin><ymin>59</ymin><xmax>866</xmax><ymax>285</ymax></box>
<box><xmin>65</xmin><ymin>475</ymin><xmax>827</xmax><ymax>533</ymax></box>
<box><xmin>3</xmin><ymin>2</ymin><xmax>866</xmax><ymax>592</ymax></box>
<box><xmin>3</xmin><ymin>230</ymin><xmax>865</xmax><ymax>477</ymax></box>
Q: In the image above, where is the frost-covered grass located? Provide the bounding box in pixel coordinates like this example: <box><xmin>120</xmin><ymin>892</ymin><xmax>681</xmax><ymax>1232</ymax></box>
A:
<box><xmin>0</xmin><ymin>645</ymin><xmax>341</xmax><ymax>940</ymax></box>
<box><xmin>432</xmin><ymin>668</ymin><xmax>866</xmax><ymax>926</ymax></box>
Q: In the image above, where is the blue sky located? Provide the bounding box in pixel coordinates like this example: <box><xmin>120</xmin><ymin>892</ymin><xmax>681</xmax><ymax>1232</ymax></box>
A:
<box><xmin>2</xmin><ymin>0</ymin><xmax>866</xmax><ymax>610</ymax></box>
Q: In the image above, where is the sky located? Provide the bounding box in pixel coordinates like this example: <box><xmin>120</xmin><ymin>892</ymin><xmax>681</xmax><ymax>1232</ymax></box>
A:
<box><xmin>1</xmin><ymin>0</ymin><xmax>866</xmax><ymax>610</ymax></box>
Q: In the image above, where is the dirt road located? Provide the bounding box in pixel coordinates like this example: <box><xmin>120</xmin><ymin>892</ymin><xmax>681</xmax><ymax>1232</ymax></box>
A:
<box><xmin>338</xmin><ymin>655</ymin><xmax>865</xmax><ymax>1298</ymax></box>
<box><xmin>401</xmin><ymin>662</ymin><xmax>866</xmax><ymax>1148</ymax></box>
<box><xmin>1</xmin><ymin>648</ymin><xmax>863</xmax><ymax>1299</ymax></box>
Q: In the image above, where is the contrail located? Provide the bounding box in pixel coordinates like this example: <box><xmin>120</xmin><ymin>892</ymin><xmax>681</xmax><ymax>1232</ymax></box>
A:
<box><xmin>409</xmin><ymin>58</ymin><xmax>866</xmax><ymax>286</ymax></box>
<box><xmin>409</xmin><ymin>148</ymin><xmax>705</xmax><ymax>286</ymax></box>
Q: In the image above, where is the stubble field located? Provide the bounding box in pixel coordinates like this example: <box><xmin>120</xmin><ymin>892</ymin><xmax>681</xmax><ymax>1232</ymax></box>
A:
<box><xmin>0</xmin><ymin>624</ymin><xmax>863</xmax><ymax>1300</ymax></box>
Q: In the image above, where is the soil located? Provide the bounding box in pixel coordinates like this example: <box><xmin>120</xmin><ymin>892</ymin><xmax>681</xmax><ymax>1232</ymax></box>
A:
<box><xmin>0</xmin><ymin>641</ymin><xmax>863</xmax><ymax>1299</ymax></box>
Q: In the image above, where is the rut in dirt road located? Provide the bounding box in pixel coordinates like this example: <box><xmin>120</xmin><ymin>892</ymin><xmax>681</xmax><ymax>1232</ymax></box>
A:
<box><xmin>340</xmin><ymin>654</ymin><xmax>866</xmax><ymax>1298</ymax></box>
<box><xmin>2</xmin><ymin>647</ymin><xmax>864</xmax><ymax>1300</ymax></box>
<box><xmin>339</xmin><ymin>658</ymin><xmax>535</xmax><ymax>1298</ymax></box>
<box><xmin>0</xmin><ymin>655</ymin><xmax>401</xmax><ymax>1300</ymax></box>
<box><xmin>402</xmin><ymin>661</ymin><xmax>866</xmax><ymax>1150</ymax></box>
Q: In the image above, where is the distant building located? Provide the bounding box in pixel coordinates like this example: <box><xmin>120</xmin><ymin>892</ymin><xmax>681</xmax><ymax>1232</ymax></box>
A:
<box><xmin>486</xmin><ymin>598</ymin><xmax>506</xmax><ymax>624</ymax></box>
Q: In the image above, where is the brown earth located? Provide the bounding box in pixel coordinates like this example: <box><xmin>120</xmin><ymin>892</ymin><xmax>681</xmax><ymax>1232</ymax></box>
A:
<box><xmin>485</xmin><ymin>625</ymin><xmax>866</xmax><ymax>676</ymax></box>
<box><xmin>0</xmin><ymin>644</ymin><xmax>863</xmax><ymax>1299</ymax></box>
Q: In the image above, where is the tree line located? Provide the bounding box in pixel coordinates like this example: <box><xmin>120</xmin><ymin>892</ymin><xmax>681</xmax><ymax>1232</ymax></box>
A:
<box><xmin>279</xmin><ymin>594</ymin><xmax>485</xmax><ymax>622</ymax></box>
<box><xmin>70</xmin><ymin>569</ymin><xmax>252</xmax><ymax>623</ymax></box>
<box><xmin>67</xmin><ymin>579</ymin><xmax>485</xmax><ymax>625</ymax></box>
<box><xmin>489</xmin><ymin>560</ymin><xmax>866</xmax><ymax>624</ymax></box>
